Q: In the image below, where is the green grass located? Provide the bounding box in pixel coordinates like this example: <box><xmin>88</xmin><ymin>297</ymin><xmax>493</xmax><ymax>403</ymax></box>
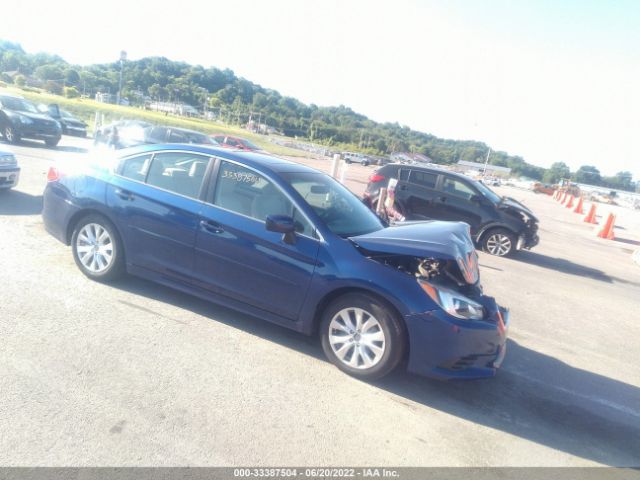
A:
<box><xmin>2</xmin><ymin>86</ymin><xmax>307</xmax><ymax>157</ymax></box>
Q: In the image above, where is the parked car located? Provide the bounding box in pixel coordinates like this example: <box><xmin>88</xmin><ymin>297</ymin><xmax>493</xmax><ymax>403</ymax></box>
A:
<box><xmin>42</xmin><ymin>144</ymin><xmax>508</xmax><ymax>380</ymax></box>
<box><xmin>342</xmin><ymin>152</ymin><xmax>371</xmax><ymax>166</ymax></box>
<box><xmin>94</xmin><ymin>123</ymin><xmax>217</xmax><ymax>149</ymax></box>
<box><xmin>364</xmin><ymin>164</ymin><xmax>539</xmax><ymax>257</ymax></box>
<box><xmin>0</xmin><ymin>93</ymin><xmax>62</xmax><ymax>147</ymax></box>
<box><xmin>211</xmin><ymin>134</ymin><xmax>261</xmax><ymax>151</ymax></box>
<box><xmin>0</xmin><ymin>148</ymin><xmax>19</xmax><ymax>190</ymax></box>
<box><xmin>44</xmin><ymin>105</ymin><xmax>88</xmax><ymax>137</ymax></box>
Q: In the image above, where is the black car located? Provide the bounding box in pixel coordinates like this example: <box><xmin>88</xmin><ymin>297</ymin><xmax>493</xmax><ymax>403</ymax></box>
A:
<box><xmin>0</xmin><ymin>94</ymin><xmax>62</xmax><ymax>147</ymax></box>
<box><xmin>94</xmin><ymin>123</ymin><xmax>217</xmax><ymax>149</ymax></box>
<box><xmin>364</xmin><ymin>164</ymin><xmax>539</xmax><ymax>256</ymax></box>
<box><xmin>45</xmin><ymin>105</ymin><xmax>87</xmax><ymax>137</ymax></box>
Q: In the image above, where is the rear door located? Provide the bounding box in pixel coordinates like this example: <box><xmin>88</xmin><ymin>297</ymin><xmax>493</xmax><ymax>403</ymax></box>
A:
<box><xmin>106</xmin><ymin>150</ymin><xmax>212</xmax><ymax>280</ymax></box>
<box><xmin>395</xmin><ymin>168</ymin><xmax>440</xmax><ymax>219</ymax></box>
<box><xmin>193</xmin><ymin>160</ymin><xmax>320</xmax><ymax>320</ymax></box>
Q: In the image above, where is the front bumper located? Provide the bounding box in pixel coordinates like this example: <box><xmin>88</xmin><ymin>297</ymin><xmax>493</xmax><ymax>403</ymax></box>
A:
<box><xmin>0</xmin><ymin>166</ymin><xmax>20</xmax><ymax>189</ymax></box>
<box><xmin>63</xmin><ymin>124</ymin><xmax>87</xmax><ymax>136</ymax></box>
<box><xmin>517</xmin><ymin>232</ymin><xmax>539</xmax><ymax>250</ymax></box>
<box><xmin>405</xmin><ymin>296</ymin><xmax>509</xmax><ymax>380</ymax></box>
<box><xmin>16</xmin><ymin>123</ymin><xmax>61</xmax><ymax>141</ymax></box>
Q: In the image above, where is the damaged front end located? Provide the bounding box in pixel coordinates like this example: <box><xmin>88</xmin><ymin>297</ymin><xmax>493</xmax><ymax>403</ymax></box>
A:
<box><xmin>349</xmin><ymin>220</ymin><xmax>509</xmax><ymax>379</ymax></box>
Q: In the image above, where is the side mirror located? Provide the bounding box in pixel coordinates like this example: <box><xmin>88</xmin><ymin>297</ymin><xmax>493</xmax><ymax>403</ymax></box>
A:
<box><xmin>266</xmin><ymin>214</ymin><xmax>296</xmax><ymax>244</ymax></box>
<box><xmin>471</xmin><ymin>194</ymin><xmax>483</xmax><ymax>204</ymax></box>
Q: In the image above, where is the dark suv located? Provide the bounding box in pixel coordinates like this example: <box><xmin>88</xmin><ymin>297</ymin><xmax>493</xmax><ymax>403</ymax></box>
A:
<box><xmin>364</xmin><ymin>164</ymin><xmax>539</xmax><ymax>256</ymax></box>
<box><xmin>0</xmin><ymin>94</ymin><xmax>62</xmax><ymax>147</ymax></box>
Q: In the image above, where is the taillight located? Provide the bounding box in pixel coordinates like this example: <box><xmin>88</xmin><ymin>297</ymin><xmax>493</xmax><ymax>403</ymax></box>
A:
<box><xmin>47</xmin><ymin>166</ymin><xmax>60</xmax><ymax>182</ymax></box>
<box><xmin>369</xmin><ymin>173</ymin><xmax>385</xmax><ymax>183</ymax></box>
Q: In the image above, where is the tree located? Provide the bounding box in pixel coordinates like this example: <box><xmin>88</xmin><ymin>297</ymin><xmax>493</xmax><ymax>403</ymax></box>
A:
<box><xmin>35</xmin><ymin>64</ymin><xmax>64</xmax><ymax>81</ymax></box>
<box><xmin>574</xmin><ymin>165</ymin><xmax>602</xmax><ymax>185</ymax></box>
<box><xmin>542</xmin><ymin>162</ymin><xmax>571</xmax><ymax>184</ymax></box>
<box><xmin>14</xmin><ymin>74</ymin><xmax>26</xmax><ymax>87</ymax></box>
<box><xmin>65</xmin><ymin>68</ymin><xmax>80</xmax><ymax>85</ymax></box>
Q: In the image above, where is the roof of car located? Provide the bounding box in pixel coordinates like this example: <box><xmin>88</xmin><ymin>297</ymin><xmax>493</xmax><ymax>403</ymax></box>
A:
<box><xmin>385</xmin><ymin>162</ymin><xmax>475</xmax><ymax>182</ymax></box>
<box><xmin>117</xmin><ymin>143</ymin><xmax>322</xmax><ymax>175</ymax></box>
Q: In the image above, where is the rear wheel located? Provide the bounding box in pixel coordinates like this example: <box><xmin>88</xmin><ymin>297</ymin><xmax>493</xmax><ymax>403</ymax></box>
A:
<box><xmin>482</xmin><ymin>228</ymin><xmax>516</xmax><ymax>257</ymax></box>
<box><xmin>71</xmin><ymin>214</ymin><xmax>125</xmax><ymax>282</ymax></box>
<box><xmin>3</xmin><ymin>125</ymin><xmax>20</xmax><ymax>144</ymax></box>
<box><xmin>321</xmin><ymin>293</ymin><xmax>406</xmax><ymax>380</ymax></box>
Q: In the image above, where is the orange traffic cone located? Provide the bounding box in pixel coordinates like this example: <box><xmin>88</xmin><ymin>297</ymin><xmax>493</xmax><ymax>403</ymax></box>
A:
<box><xmin>584</xmin><ymin>204</ymin><xmax>598</xmax><ymax>224</ymax></box>
<box><xmin>573</xmin><ymin>197</ymin><xmax>584</xmax><ymax>214</ymax></box>
<box><xmin>596</xmin><ymin>213</ymin><xmax>616</xmax><ymax>240</ymax></box>
<box><xmin>565</xmin><ymin>195</ymin><xmax>574</xmax><ymax>208</ymax></box>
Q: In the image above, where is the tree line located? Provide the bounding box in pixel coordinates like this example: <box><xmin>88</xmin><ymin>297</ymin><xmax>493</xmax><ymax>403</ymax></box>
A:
<box><xmin>0</xmin><ymin>40</ymin><xmax>636</xmax><ymax>190</ymax></box>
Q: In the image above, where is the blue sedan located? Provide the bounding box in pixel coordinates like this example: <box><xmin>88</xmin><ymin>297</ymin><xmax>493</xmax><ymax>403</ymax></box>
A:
<box><xmin>42</xmin><ymin>144</ymin><xmax>508</xmax><ymax>380</ymax></box>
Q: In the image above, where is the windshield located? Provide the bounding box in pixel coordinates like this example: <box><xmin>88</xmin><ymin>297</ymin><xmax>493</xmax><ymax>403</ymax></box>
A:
<box><xmin>0</xmin><ymin>96</ymin><xmax>38</xmax><ymax>114</ymax></box>
<box><xmin>473</xmin><ymin>179</ymin><xmax>502</xmax><ymax>204</ymax></box>
<box><xmin>283</xmin><ymin>172</ymin><xmax>384</xmax><ymax>237</ymax></box>
<box><xmin>240</xmin><ymin>139</ymin><xmax>259</xmax><ymax>150</ymax></box>
<box><xmin>60</xmin><ymin>110</ymin><xmax>76</xmax><ymax>119</ymax></box>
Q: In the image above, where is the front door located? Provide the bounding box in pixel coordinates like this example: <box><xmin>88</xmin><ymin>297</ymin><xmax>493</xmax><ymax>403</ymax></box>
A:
<box><xmin>194</xmin><ymin>160</ymin><xmax>319</xmax><ymax>320</ymax></box>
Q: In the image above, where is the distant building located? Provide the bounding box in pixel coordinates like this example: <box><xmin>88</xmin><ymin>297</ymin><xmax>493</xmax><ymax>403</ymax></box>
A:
<box><xmin>95</xmin><ymin>92</ymin><xmax>115</xmax><ymax>104</ymax></box>
<box><xmin>146</xmin><ymin>101</ymin><xmax>199</xmax><ymax>117</ymax></box>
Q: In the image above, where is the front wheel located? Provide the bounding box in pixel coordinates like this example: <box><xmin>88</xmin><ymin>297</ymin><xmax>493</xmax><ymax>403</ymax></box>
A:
<box><xmin>482</xmin><ymin>228</ymin><xmax>516</xmax><ymax>257</ymax></box>
<box><xmin>71</xmin><ymin>214</ymin><xmax>125</xmax><ymax>282</ymax></box>
<box><xmin>3</xmin><ymin>125</ymin><xmax>20</xmax><ymax>144</ymax></box>
<box><xmin>320</xmin><ymin>293</ymin><xmax>406</xmax><ymax>380</ymax></box>
<box><xmin>45</xmin><ymin>136</ymin><xmax>61</xmax><ymax>147</ymax></box>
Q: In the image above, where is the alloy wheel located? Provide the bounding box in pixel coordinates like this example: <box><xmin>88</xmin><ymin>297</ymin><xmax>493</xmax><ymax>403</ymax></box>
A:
<box><xmin>328</xmin><ymin>307</ymin><xmax>386</xmax><ymax>369</ymax></box>
<box><xmin>486</xmin><ymin>233</ymin><xmax>512</xmax><ymax>256</ymax></box>
<box><xmin>75</xmin><ymin>223</ymin><xmax>114</xmax><ymax>273</ymax></box>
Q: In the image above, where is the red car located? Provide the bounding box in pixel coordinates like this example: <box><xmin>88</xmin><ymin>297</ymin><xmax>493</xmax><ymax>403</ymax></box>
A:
<box><xmin>211</xmin><ymin>134</ymin><xmax>261</xmax><ymax>151</ymax></box>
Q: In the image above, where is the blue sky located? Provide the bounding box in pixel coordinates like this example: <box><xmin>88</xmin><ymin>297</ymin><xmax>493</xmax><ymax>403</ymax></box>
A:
<box><xmin>3</xmin><ymin>0</ymin><xmax>639</xmax><ymax>179</ymax></box>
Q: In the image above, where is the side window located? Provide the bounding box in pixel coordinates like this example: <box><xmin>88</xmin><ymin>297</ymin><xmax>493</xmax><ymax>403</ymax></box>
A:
<box><xmin>399</xmin><ymin>169</ymin><xmax>409</xmax><ymax>181</ymax></box>
<box><xmin>213</xmin><ymin>161</ymin><xmax>313</xmax><ymax>236</ymax></box>
<box><xmin>409</xmin><ymin>170</ymin><xmax>437</xmax><ymax>188</ymax></box>
<box><xmin>119</xmin><ymin>153</ymin><xmax>152</xmax><ymax>182</ymax></box>
<box><xmin>226</xmin><ymin>138</ymin><xmax>240</xmax><ymax>147</ymax></box>
<box><xmin>442</xmin><ymin>177</ymin><xmax>476</xmax><ymax>200</ymax></box>
<box><xmin>145</xmin><ymin>152</ymin><xmax>211</xmax><ymax>199</ymax></box>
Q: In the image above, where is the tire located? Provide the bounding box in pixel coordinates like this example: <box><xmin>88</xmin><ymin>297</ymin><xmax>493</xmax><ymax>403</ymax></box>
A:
<box><xmin>362</xmin><ymin>161</ymin><xmax>369</xmax><ymax>167</ymax></box>
<box><xmin>71</xmin><ymin>214</ymin><xmax>125</xmax><ymax>282</ymax></box>
<box><xmin>320</xmin><ymin>293</ymin><xmax>406</xmax><ymax>380</ymax></box>
<box><xmin>45</xmin><ymin>136</ymin><xmax>61</xmax><ymax>147</ymax></box>
<box><xmin>3</xmin><ymin>125</ymin><xmax>20</xmax><ymax>144</ymax></box>
<box><xmin>482</xmin><ymin>228</ymin><xmax>516</xmax><ymax>257</ymax></box>
<box><xmin>344</xmin><ymin>158</ymin><xmax>352</xmax><ymax>164</ymax></box>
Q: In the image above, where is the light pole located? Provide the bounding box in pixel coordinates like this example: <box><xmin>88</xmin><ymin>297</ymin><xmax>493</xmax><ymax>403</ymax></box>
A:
<box><xmin>116</xmin><ymin>50</ymin><xmax>127</xmax><ymax>105</ymax></box>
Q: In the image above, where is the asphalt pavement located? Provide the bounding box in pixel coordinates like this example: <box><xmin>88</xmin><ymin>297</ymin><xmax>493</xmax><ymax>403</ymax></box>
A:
<box><xmin>1</xmin><ymin>136</ymin><xmax>639</xmax><ymax>466</ymax></box>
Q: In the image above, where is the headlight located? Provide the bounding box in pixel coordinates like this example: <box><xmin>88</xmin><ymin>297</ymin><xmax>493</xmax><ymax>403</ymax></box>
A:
<box><xmin>0</xmin><ymin>154</ymin><xmax>17</xmax><ymax>166</ymax></box>
<box><xmin>19</xmin><ymin>115</ymin><xmax>33</xmax><ymax>125</ymax></box>
<box><xmin>419</xmin><ymin>281</ymin><xmax>484</xmax><ymax>320</ymax></box>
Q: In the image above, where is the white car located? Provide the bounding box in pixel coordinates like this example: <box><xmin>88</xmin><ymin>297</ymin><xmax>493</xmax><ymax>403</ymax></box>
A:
<box><xmin>342</xmin><ymin>152</ymin><xmax>372</xmax><ymax>166</ymax></box>
<box><xmin>0</xmin><ymin>148</ymin><xmax>19</xmax><ymax>190</ymax></box>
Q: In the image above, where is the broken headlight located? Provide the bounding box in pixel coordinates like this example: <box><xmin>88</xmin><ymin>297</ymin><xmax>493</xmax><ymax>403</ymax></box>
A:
<box><xmin>419</xmin><ymin>281</ymin><xmax>484</xmax><ymax>320</ymax></box>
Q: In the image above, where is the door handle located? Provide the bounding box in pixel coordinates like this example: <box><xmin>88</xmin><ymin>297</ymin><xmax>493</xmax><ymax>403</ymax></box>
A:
<box><xmin>437</xmin><ymin>196</ymin><xmax>447</xmax><ymax>203</ymax></box>
<box><xmin>114</xmin><ymin>188</ymin><xmax>133</xmax><ymax>201</ymax></box>
<box><xmin>200</xmin><ymin>220</ymin><xmax>225</xmax><ymax>234</ymax></box>
<box><xmin>399</xmin><ymin>184</ymin><xmax>408</xmax><ymax>191</ymax></box>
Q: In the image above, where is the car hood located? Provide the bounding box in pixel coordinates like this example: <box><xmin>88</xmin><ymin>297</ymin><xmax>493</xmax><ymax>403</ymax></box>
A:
<box><xmin>349</xmin><ymin>220</ymin><xmax>479</xmax><ymax>284</ymax></box>
<box><xmin>499</xmin><ymin>196</ymin><xmax>538</xmax><ymax>222</ymax></box>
